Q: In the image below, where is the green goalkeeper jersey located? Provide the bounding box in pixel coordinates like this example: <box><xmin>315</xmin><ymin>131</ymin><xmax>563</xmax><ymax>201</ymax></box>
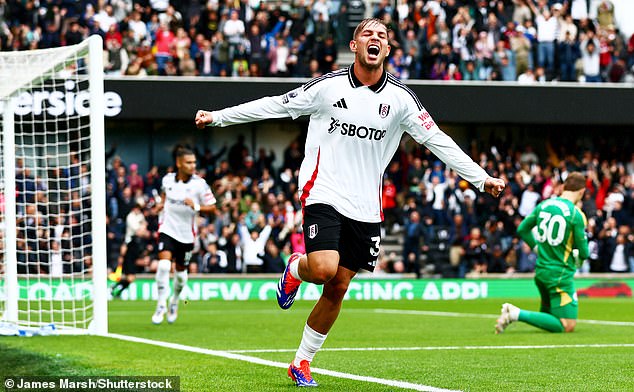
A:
<box><xmin>517</xmin><ymin>197</ymin><xmax>589</xmax><ymax>278</ymax></box>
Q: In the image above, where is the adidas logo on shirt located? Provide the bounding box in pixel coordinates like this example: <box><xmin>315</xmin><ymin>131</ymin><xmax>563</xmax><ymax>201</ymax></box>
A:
<box><xmin>333</xmin><ymin>98</ymin><xmax>347</xmax><ymax>109</ymax></box>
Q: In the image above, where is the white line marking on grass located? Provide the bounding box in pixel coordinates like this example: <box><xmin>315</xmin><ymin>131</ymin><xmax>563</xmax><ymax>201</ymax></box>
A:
<box><xmin>576</xmin><ymin>319</ymin><xmax>634</xmax><ymax>327</ymax></box>
<box><xmin>111</xmin><ymin>308</ymin><xmax>634</xmax><ymax>327</ymax></box>
<box><xmin>375</xmin><ymin>309</ymin><xmax>493</xmax><ymax>319</ymax></box>
<box><xmin>109</xmin><ymin>309</ymin><xmax>282</xmax><ymax>315</ymax></box>
<box><xmin>373</xmin><ymin>309</ymin><xmax>634</xmax><ymax>327</ymax></box>
<box><xmin>228</xmin><ymin>343</ymin><xmax>634</xmax><ymax>354</ymax></box>
<box><xmin>106</xmin><ymin>333</ymin><xmax>459</xmax><ymax>392</ymax></box>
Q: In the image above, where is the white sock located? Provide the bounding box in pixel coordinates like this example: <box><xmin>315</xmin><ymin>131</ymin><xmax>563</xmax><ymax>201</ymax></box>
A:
<box><xmin>509</xmin><ymin>306</ymin><xmax>520</xmax><ymax>321</ymax></box>
<box><xmin>171</xmin><ymin>270</ymin><xmax>188</xmax><ymax>305</ymax></box>
<box><xmin>293</xmin><ymin>323</ymin><xmax>327</xmax><ymax>367</ymax></box>
<box><xmin>289</xmin><ymin>254</ymin><xmax>303</xmax><ymax>281</ymax></box>
<box><xmin>155</xmin><ymin>259</ymin><xmax>171</xmax><ymax>307</ymax></box>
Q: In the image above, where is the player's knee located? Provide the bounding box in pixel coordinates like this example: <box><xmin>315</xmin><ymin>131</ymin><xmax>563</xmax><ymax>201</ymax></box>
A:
<box><xmin>326</xmin><ymin>280</ymin><xmax>350</xmax><ymax>298</ymax></box>
<box><xmin>561</xmin><ymin>319</ymin><xmax>576</xmax><ymax>333</ymax></box>
<box><xmin>310</xmin><ymin>264</ymin><xmax>337</xmax><ymax>284</ymax></box>
<box><xmin>305</xmin><ymin>252</ymin><xmax>338</xmax><ymax>284</ymax></box>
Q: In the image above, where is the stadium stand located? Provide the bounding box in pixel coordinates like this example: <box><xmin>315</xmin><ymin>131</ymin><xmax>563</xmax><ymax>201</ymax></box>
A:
<box><xmin>1</xmin><ymin>0</ymin><xmax>633</xmax><ymax>82</ymax></box>
<box><xmin>1</xmin><ymin>1</ymin><xmax>632</xmax><ymax>278</ymax></box>
<box><xmin>100</xmin><ymin>132</ymin><xmax>633</xmax><ymax>278</ymax></box>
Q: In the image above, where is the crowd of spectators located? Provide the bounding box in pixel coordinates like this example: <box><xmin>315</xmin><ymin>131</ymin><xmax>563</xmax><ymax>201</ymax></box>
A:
<box><xmin>105</xmin><ymin>137</ymin><xmax>307</xmax><ymax>275</ymax></box>
<box><xmin>11</xmin><ymin>155</ymin><xmax>94</xmax><ymax>276</ymax></box>
<box><xmin>3</xmin><ymin>129</ymin><xmax>632</xmax><ymax>278</ymax></box>
<box><xmin>98</xmin><ymin>129</ymin><xmax>634</xmax><ymax>278</ymax></box>
<box><xmin>385</xmin><ymin>133</ymin><xmax>634</xmax><ymax>278</ymax></box>
<box><xmin>1</xmin><ymin>1</ymin><xmax>632</xmax><ymax>278</ymax></box>
<box><xmin>1</xmin><ymin>0</ymin><xmax>633</xmax><ymax>82</ymax></box>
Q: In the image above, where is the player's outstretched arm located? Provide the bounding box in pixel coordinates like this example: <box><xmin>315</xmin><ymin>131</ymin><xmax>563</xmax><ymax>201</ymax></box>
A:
<box><xmin>421</xmin><ymin>130</ymin><xmax>505</xmax><ymax>196</ymax></box>
<box><xmin>195</xmin><ymin>110</ymin><xmax>214</xmax><ymax>129</ymax></box>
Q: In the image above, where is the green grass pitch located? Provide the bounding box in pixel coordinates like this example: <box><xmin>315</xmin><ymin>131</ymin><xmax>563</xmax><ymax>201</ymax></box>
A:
<box><xmin>1</xmin><ymin>298</ymin><xmax>633</xmax><ymax>391</ymax></box>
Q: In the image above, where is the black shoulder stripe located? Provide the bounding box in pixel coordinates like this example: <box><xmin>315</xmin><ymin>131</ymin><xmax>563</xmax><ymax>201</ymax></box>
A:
<box><xmin>386</xmin><ymin>74</ymin><xmax>423</xmax><ymax>111</ymax></box>
<box><xmin>304</xmin><ymin>69</ymin><xmax>349</xmax><ymax>91</ymax></box>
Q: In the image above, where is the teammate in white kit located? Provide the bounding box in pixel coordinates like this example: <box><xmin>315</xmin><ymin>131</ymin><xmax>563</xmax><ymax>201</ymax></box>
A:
<box><xmin>152</xmin><ymin>148</ymin><xmax>217</xmax><ymax>324</ymax></box>
<box><xmin>195</xmin><ymin>18</ymin><xmax>505</xmax><ymax>386</ymax></box>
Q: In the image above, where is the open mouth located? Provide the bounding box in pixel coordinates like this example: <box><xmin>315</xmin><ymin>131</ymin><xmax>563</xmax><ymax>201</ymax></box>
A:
<box><xmin>368</xmin><ymin>44</ymin><xmax>380</xmax><ymax>57</ymax></box>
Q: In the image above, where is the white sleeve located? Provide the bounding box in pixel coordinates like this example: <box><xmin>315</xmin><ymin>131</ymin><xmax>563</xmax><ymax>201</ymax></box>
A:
<box><xmin>401</xmin><ymin>102</ymin><xmax>442</xmax><ymax>145</ymax></box>
<box><xmin>211</xmin><ymin>85</ymin><xmax>319</xmax><ymax>127</ymax></box>
<box><xmin>199</xmin><ymin>181</ymin><xmax>216</xmax><ymax>206</ymax></box>
<box><xmin>423</xmin><ymin>130</ymin><xmax>489</xmax><ymax>192</ymax></box>
<box><xmin>238</xmin><ymin>223</ymin><xmax>249</xmax><ymax>240</ymax></box>
<box><xmin>257</xmin><ymin>225</ymin><xmax>272</xmax><ymax>247</ymax></box>
<box><xmin>261</xmin><ymin>225</ymin><xmax>272</xmax><ymax>240</ymax></box>
<box><xmin>211</xmin><ymin>96</ymin><xmax>292</xmax><ymax>127</ymax></box>
<box><xmin>160</xmin><ymin>175</ymin><xmax>167</xmax><ymax>193</ymax></box>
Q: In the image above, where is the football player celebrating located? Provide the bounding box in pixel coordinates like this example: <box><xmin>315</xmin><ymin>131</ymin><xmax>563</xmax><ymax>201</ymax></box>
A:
<box><xmin>195</xmin><ymin>18</ymin><xmax>505</xmax><ymax>386</ymax></box>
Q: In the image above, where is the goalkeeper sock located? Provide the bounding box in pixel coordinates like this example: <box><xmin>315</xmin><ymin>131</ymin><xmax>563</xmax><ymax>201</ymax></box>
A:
<box><xmin>518</xmin><ymin>310</ymin><xmax>564</xmax><ymax>333</ymax></box>
<box><xmin>171</xmin><ymin>270</ymin><xmax>188</xmax><ymax>305</ymax></box>
<box><xmin>156</xmin><ymin>259</ymin><xmax>172</xmax><ymax>307</ymax></box>
<box><xmin>294</xmin><ymin>323</ymin><xmax>327</xmax><ymax>367</ymax></box>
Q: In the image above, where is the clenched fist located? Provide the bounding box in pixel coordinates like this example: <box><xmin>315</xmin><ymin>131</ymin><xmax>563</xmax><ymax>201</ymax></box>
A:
<box><xmin>484</xmin><ymin>177</ymin><xmax>506</xmax><ymax>198</ymax></box>
<box><xmin>195</xmin><ymin>110</ymin><xmax>213</xmax><ymax>129</ymax></box>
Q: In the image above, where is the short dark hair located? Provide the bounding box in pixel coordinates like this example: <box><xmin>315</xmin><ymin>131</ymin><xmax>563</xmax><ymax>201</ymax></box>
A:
<box><xmin>175</xmin><ymin>147</ymin><xmax>195</xmax><ymax>159</ymax></box>
<box><xmin>353</xmin><ymin>18</ymin><xmax>389</xmax><ymax>40</ymax></box>
<box><xmin>563</xmin><ymin>172</ymin><xmax>586</xmax><ymax>192</ymax></box>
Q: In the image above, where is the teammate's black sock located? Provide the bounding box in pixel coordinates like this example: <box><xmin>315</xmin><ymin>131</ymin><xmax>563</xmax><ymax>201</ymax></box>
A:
<box><xmin>112</xmin><ymin>279</ymin><xmax>131</xmax><ymax>297</ymax></box>
<box><xmin>119</xmin><ymin>278</ymin><xmax>131</xmax><ymax>291</ymax></box>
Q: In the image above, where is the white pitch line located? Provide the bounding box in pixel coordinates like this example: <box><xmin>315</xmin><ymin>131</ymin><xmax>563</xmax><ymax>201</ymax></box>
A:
<box><xmin>373</xmin><ymin>309</ymin><xmax>634</xmax><ymax>327</ymax></box>
<box><xmin>576</xmin><ymin>319</ymin><xmax>634</xmax><ymax>326</ymax></box>
<box><xmin>106</xmin><ymin>333</ymin><xmax>459</xmax><ymax>392</ymax></box>
<box><xmin>228</xmin><ymin>343</ymin><xmax>634</xmax><ymax>354</ymax></box>
<box><xmin>375</xmin><ymin>309</ymin><xmax>494</xmax><ymax>319</ymax></box>
<box><xmin>110</xmin><ymin>308</ymin><xmax>634</xmax><ymax>327</ymax></box>
<box><xmin>109</xmin><ymin>309</ymin><xmax>283</xmax><ymax>315</ymax></box>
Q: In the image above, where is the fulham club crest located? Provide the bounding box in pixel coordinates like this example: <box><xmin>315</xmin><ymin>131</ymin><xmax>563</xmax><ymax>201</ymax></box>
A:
<box><xmin>379</xmin><ymin>104</ymin><xmax>390</xmax><ymax>118</ymax></box>
<box><xmin>308</xmin><ymin>224</ymin><xmax>318</xmax><ymax>239</ymax></box>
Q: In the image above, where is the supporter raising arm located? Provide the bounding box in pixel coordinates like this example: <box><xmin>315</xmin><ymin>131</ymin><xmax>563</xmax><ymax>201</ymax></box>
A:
<box><xmin>195</xmin><ymin>18</ymin><xmax>505</xmax><ymax>388</ymax></box>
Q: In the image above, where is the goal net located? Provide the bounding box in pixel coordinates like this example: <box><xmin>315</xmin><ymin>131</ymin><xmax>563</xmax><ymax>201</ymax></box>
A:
<box><xmin>0</xmin><ymin>35</ymin><xmax>108</xmax><ymax>335</ymax></box>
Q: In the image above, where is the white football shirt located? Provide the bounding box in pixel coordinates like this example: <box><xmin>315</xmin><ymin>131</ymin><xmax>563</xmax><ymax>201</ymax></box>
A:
<box><xmin>159</xmin><ymin>173</ymin><xmax>216</xmax><ymax>243</ymax></box>
<box><xmin>211</xmin><ymin>65</ymin><xmax>488</xmax><ymax>223</ymax></box>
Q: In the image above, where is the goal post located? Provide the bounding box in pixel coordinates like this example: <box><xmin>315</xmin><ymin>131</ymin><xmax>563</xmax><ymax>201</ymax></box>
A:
<box><xmin>0</xmin><ymin>35</ymin><xmax>108</xmax><ymax>335</ymax></box>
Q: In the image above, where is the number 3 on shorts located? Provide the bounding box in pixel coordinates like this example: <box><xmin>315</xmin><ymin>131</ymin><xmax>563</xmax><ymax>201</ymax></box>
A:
<box><xmin>369</xmin><ymin>236</ymin><xmax>381</xmax><ymax>266</ymax></box>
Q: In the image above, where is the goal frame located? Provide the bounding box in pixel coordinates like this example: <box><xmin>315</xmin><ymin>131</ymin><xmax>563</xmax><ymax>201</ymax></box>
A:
<box><xmin>1</xmin><ymin>35</ymin><xmax>108</xmax><ymax>335</ymax></box>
